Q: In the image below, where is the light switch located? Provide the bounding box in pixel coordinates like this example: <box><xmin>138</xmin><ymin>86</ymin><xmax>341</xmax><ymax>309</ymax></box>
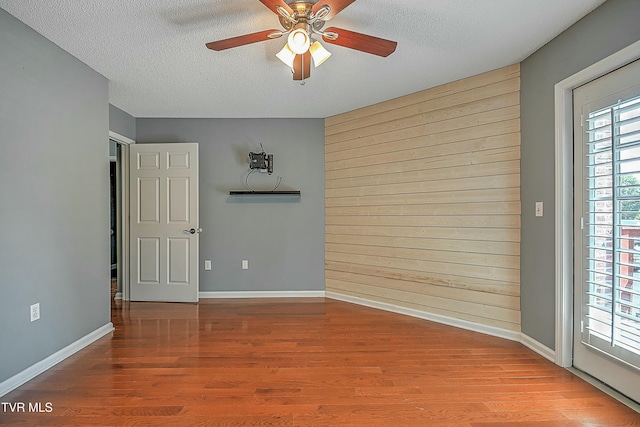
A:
<box><xmin>204</xmin><ymin>260</ymin><xmax>211</xmax><ymax>270</ymax></box>
<box><xmin>535</xmin><ymin>201</ymin><xmax>544</xmax><ymax>217</ymax></box>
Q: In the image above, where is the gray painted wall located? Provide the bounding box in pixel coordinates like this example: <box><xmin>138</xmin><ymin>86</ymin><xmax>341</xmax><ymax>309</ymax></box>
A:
<box><xmin>0</xmin><ymin>9</ymin><xmax>110</xmax><ymax>384</ymax></box>
<box><xmin>5</xmin><ymin>0</ymin><xmax>634</xmax><ymax>390</ymax></box>
<box><xmin>520</xmin><ymin>0</ymin><xmax>640</xmax><ymax>349</ymax></box>
<box><xmin>109</xmin><ymin>104</ymin><xmax>136</xmax><ymax>141</ymax></box>
<box><xmin>136</xmin><ymin>118</ymin><xmax>325</xmax><ymax>293</ymax></box>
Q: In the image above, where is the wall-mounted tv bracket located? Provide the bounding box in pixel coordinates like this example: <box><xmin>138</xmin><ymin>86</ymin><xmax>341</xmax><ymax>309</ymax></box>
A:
<box><xmin>249</xmin><ymin>151</ymin><xmax>273</xmax><ymax>174</ymax></box>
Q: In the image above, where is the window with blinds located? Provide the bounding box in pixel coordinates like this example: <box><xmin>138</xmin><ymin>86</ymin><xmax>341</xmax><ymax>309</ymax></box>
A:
<box><xmin>584</xmin><ymin>94</ymin><xmax>640</xmax><ymax>366</ymax></box>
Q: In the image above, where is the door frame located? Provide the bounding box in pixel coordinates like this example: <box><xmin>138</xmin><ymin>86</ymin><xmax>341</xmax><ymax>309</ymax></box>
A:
<box><xmin>109</xmin><ymin>131</ymin><xmax>135</xmax><ymax>301</ymax></box>
<box><xmin>554</xmin><ymin>40</ymin><xmax>640</xmax><ymax>368</ymax></box>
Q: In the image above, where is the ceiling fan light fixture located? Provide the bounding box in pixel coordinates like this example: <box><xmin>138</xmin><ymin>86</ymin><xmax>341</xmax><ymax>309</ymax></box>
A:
<box><xmin>276</xmin><ymin>44</ymin><xmax>296</xmax><ymax>69</ymax></box>
<box><xmin>309</xmin><ymin>41</ymin><xmax>331</xmax><ymax>67</ymax></box>
<box><xmin>287</xmin><ymin>28</ymin><xmax>311</xmax><ymax>54</ymax></box>
<box><xmin>206</xmin><ymin>0</ymin><xmax>398</xmax><ymax>82</ymax></box>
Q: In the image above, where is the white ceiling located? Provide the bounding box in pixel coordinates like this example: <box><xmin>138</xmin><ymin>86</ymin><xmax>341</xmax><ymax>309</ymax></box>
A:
<box><xmin>0</xmin><ymin>0</ymin><xmax>605</xmax><ymax>118</ymax></box>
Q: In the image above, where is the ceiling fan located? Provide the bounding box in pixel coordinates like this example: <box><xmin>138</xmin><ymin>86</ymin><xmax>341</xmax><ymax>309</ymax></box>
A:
<box><xmin>205</xmin><ymin>0</ymin><xmax>397</xmax><ymax>81</ymax></box>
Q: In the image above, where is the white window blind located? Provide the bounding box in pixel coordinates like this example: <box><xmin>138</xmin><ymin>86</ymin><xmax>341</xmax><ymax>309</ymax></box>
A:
<box><xmin>584</xmin><ymin>94</ymin><xmax>640</xmax><ymax>365</ymax></box>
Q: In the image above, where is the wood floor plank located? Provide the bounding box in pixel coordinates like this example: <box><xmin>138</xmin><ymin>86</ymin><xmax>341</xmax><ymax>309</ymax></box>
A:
<box><xmin>0</xmin><ymin>298</ymin><xmax>637</xmax><ymax>426</ymax></box>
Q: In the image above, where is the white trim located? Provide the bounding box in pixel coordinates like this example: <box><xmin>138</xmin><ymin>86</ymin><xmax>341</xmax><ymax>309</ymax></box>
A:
<box><xmin>326</xmin><ymin>292</ymin><xmax>561</xmax><ymax>362</ymax></box>
<box><xmin>120</xmin><ymin>144</ymin><xmax>131</xmax><ymax>301</ymax></box>
<box><xmin>521</xmin><ymin>333</ymin><xmax>556</xmax><ymax>362</ymax></box>
<box><xmin>325</xmin><ymin>291</ymin><xmax>522</xmax><ymax>342</ymax></box>
<box><xmin>554</xmin><ymin>81</ymin><xmax>575</xmax><ymax>368</ymax></box>
<box><xmin>114</xmin><ymin>292</ymin><xmax>123</xmax><ymax>300</ymax></box>
<box><xmin>0</xmin><ymin>323</ymin><xmax>114</xmax><ymax>398</ymax></box>
<box><xmin>199</xmin><ymin>291</ymin><xmax>326</xmax><ymax>299</ymax></box>
<box><xmin>554</xmin><ymin>40</ymin><xmax>640</xmax><ymax>368</ymax></box>
<box><xmin>201</xmin><ymin>290</ymin><xmax>553</xmax><ymax>361</ymax></box>
<box><xmin>108</xmin><ymin>130</ymin><xmax>135</xmax><ymax>146</ymax></box>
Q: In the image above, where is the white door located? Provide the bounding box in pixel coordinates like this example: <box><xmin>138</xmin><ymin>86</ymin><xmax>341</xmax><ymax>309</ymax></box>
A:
<box><xmin>129</xmin><ymin>143</ymin><xmax>199</xmax><ymax>302</ymax></box>
<box><xmin>573</xmin><ymin>59</ymin><xmax>640</xmax><ymax>402</ymax></box>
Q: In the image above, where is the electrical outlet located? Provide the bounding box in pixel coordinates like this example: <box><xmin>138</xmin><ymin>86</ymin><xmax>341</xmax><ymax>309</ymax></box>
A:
<box><xmin>204</xmin><ymin>260</ymin><xmax>212</xmax><ymax>270</ymax></box>
<box><xmin>535</xmin><ymin>201</ymin><xmax>544</xmax><ymax>217</ymax></box>
<box><xmin>242</xmin><ymin>260</ymin><xmax>249</xmax><ymax>270</ymax></box>
<box><xmin>30</xmin><ymin>303</ymin><xmax>40</xmax><ymax>322</ymax></box>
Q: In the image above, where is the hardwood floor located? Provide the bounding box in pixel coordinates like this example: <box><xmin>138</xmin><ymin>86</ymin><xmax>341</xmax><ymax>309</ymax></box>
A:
<box><xmin>1</xmin><ymin>298</ymin><xmax>639</xmax><ymax>426</ymax></box>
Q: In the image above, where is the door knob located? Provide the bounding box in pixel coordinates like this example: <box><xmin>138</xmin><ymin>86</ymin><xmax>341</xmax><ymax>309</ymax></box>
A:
<box><xmin>183</xmin><ymin>228</ymin><xmax>203</xmax><ymax>235</ymax></box>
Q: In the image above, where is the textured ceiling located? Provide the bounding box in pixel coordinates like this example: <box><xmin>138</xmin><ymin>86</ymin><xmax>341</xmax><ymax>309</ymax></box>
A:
<box><xmin>0</xmin><ymin>0</ymin><xmax>605</xmax><ymax>118</ymax></box>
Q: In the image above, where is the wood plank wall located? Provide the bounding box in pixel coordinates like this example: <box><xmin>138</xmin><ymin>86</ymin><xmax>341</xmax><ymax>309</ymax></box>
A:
<box><xmin>325</xmin><ymin>64</ymin><xmax>521</xmax><ymax>333</ymax></box>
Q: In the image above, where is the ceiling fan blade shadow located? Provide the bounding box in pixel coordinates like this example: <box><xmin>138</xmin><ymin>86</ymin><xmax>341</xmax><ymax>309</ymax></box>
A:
<box><xmin>322</xmin><ymin>27</ymin><xmax>397</xmax><ymax>57</ymax></box>
<box><xmin>312</xmin><ymin>0</ymin><xmax>357</xmax><ymax>20</ymax></box>
<box><xmin>162</xmin><ymin>3</ymin><xmax>252</xmax><ymax>29</ymax></box>
<box><xmin>258</xmin><ymin>0</ymin><xmax>293</xmax><ymax>16</ymax></box>
<box><xmin>293</xmin><ymin>51</ymin><xmax>311</xmax><ymax>80</ymax></box>
<box><xmin>206</xmin><ymin>30</ymin><xmax>282</xmax><ymax>51</ymax></box>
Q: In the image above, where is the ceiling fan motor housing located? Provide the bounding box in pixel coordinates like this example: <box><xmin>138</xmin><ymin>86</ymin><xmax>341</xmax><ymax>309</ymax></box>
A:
<box><xmin>279</xmin><ymin>1</ymin><xmax>326</xmax><ymax>32</ymax></box>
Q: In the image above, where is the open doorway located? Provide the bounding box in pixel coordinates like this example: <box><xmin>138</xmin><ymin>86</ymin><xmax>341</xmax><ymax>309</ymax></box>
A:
<box><xmin>110</xmin><ymin>152</ymin><xmax>117</xmax><ymax>302</ymax></box>
<box><xmin>109</xmin><ymin>131</ymin><xmax>134</xmax><ymax>305</ymax></box>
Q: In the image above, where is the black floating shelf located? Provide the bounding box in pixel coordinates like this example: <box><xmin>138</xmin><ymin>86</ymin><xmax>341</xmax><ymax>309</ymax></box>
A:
<box><xmin>229</xmin><ymin>190</ymin><xmax>301</xmax><ymax>195</ymax></box>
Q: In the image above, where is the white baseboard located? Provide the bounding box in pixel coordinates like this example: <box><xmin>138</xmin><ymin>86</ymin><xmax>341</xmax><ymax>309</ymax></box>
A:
<box><xmin>114</xmin><ymin>292</ymin><xmax>123</xmax><ymax>300</ymax></box>
<box><xmin>520</xmin><ymin>332</ymin><xmax>556</xmax><ymax>362</ymax></box>
<box><xmin>326</xmin><ymin>292</ymin><xmax>522</xmax><ymax>342</ymax></box>
<box><xmin>199</xmin><ymin>290</ymin><xmax>326</xmax><ymax>299</ymax></box>
<box><xmin>0</xmin><ymin>323</ymin><xmax>114</xmax><ymax>398</ymax></box>
<box><xmin>326</xmin><ymin>292</ymin><xmax>561</xmax><ymax>363</ymax></box>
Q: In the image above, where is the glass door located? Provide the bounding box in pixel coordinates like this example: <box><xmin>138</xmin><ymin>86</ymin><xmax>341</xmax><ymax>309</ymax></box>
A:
<box><xmin>574</xmin><ymin>59</ymin><xmax>640</xmax><ymax>403</ymax></box>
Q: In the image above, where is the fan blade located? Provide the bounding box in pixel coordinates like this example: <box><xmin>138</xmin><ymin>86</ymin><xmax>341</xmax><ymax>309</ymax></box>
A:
<box><xmin>323</xmin><ymin>27</ymin><xmax>397</xmax><ymax>57</ymax></box>
<box><xmin>258</xmin><ymin>0</ymin><xmax>293</xmax><ymax>16</ymax></box>
<box><xmin>312</xmin><ymin>0</ymin><xmax>356</xmax><ymax>20</ymax></box>
<box><xmin>206</xmin><ymin>30</ymin><xmax>281</xmax><ymax>51</ymax></box>
<box><xmin>293</xmin><ymin>51</ymin><xmax>311</xmax><ymax>81</ymax></box>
